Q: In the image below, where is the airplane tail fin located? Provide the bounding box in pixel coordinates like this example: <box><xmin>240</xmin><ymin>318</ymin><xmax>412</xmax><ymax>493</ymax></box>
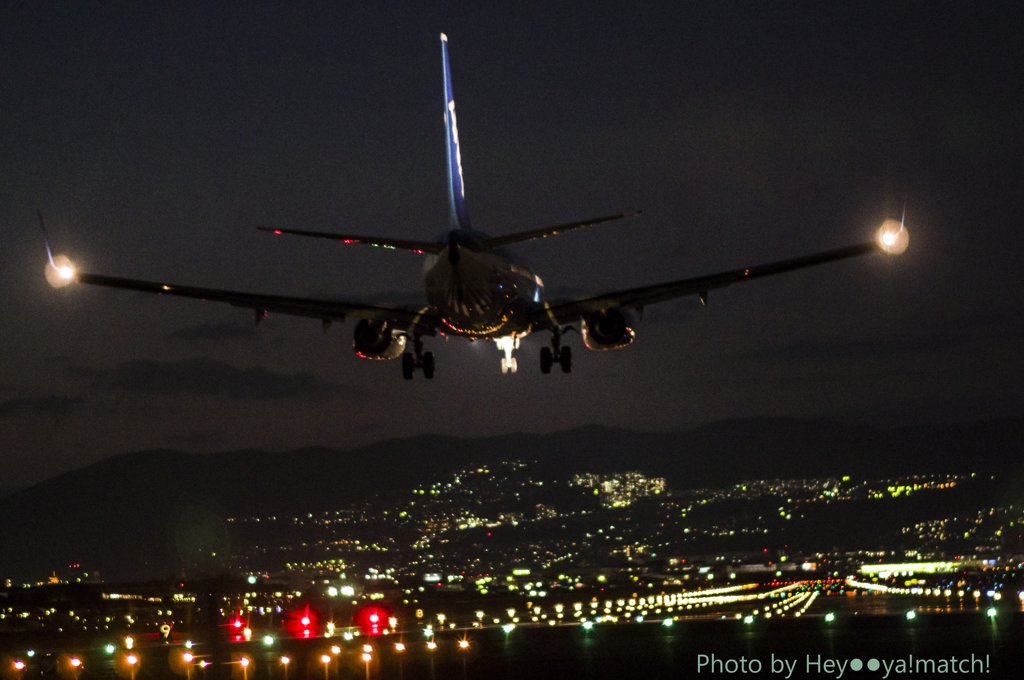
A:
<box><xmin>442</xmin><ymin>33</ymin><xmax>471</xmax><ymax>230</ymax></box>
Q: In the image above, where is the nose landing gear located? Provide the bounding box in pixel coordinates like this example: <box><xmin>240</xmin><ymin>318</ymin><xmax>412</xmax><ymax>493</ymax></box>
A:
<box><xmin>541</xmin><ymin>327</ymin><xmax>572</xmax><ymax>374</ymax></box>
<box><xmin>402</xmin><ymin>335</ymin><xmax>435</xmax><ymax>380</ymax></box>
<box><xmin>495</xmin><ymin>335</ymin><xmax>519</xmax><ymax>374</ymax></box>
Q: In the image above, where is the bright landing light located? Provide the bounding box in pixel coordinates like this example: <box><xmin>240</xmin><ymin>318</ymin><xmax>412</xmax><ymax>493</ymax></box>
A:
<box><xmin>45</xmin><ymin>255</ymin><xmax>75</xmax><ymax>288</ymax></box>
<box><xmin>877</xmin><ymin>219</ymin><xmax>909</xmax><ymax>254</ymax></box>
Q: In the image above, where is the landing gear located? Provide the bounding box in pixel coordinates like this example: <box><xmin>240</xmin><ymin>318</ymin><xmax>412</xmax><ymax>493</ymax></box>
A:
<box><xmin>494</xmin><ymin>336</ymin><xmax>520</xmax><ymax>374</ymax></box>
<box><xmin>402</xmin><ymin>336</ymin><xmax>435</xmax><ymax>380</ymax></box>
<box><xmin>541</xmin><ymin>327</ymin><xmax>572</xmax><ymax>374</ymax></box>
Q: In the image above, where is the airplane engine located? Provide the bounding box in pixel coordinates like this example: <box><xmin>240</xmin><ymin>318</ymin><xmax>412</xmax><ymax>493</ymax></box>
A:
<box><xmin>581</xmin><ymin>309</ymin><xmax>636</xmax><ymax>350</ymax></box>
<box><xmin>353</xmin><ymin>320</ymin><xmax>407</xmax><ymax>360</ymax></box>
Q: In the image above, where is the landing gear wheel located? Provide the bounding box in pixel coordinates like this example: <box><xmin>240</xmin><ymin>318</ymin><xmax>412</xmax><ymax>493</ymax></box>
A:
<box><xmin>559</xmin><ymin>345</ymin><xmax>572</xmax><ymax>373</ymax></box>
<box><xmin>508</xmin><ymin>357</ymin><xmax>517</xmax><ymax>373</ymax></box>
<box><xmin>422</xmin><ymin>352</ymin><xmax>435</xmax><ymax>379</ymax></box>
<box><xmin>402</xmin><ymin>352</ymin><xmax>415</xmax><ymax>380</ymax></box>
<box><xmin>540</xmin><ymin>346</ymin><xmax>553</xmax><ymax>374</ymax></box>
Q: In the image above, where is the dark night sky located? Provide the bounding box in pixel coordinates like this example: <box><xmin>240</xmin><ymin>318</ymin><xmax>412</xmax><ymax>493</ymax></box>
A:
<box><xmin>2</xmin><ymin>2</ymin><xmax>1022</xmax><ymax>492</ymax></box>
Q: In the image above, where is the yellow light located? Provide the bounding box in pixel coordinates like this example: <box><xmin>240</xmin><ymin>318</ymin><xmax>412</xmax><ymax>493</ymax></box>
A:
<box><xmin>239</xmin><ymin>658</ymin><xmax>249</xmax><ymax>668</ymax></box>
<box><xmin>361</xmin><ymin>654</ymin><xmax>371</xmax><ymax>662</ymax></box>
<box><xmin>458</xmin><ymin>640</ymin><xmax>469</xmax><ymax>649</ymax></box>
<box><xmin>330</xmin><ymin>646</ymin><xmax>340</xmax><ymax>655</ymax></box>
<box><xmin>362</xmin><ymin>645</ymin><xmax>371</xmax><ymax>653</ymax></box>
<box><xmin>70</xmin><ymin>659</ymin><xmax>81</xmax><ymax>668</ymax></box>
<box><xmin>183</xmin><ymin>653</ymin><xmax>193</xmax><ymax>663</ymax></box>
<box><xmin>320</xmin><ymin>655</ymin><xmax>331</xmax><ymax>664</ymax></box>
<box><xmin>876</xmin><ymin>219</ymin><xmax>909</xmax><ymax>254</ymax></box>
<box><xmin>125</xmin><ymin>637</ymin><xmax>134</xmax><ymax>650</ymax></box>
<box><xmin>280</xmin><ymin>657</ymin><xmax>291</xmax><ymax>665</ymax></box>
<box><xmin>426</xmin><ymin>642</ymin><xmax>437</xmax><ymax>650</ymax></box>
<box><xmin>394</xmin><ymin>643</ymin><xmax>405</xmax><ymax>652</ymax></box>
<box><xmin>126</xmin><ymin>655</ymin><xmax>138</xmax><ymax>666</ymax></box>
<box><xmin>46</xmin><ymin>255</ymin><xmax>75</xmax><ymax>288</ymax></box>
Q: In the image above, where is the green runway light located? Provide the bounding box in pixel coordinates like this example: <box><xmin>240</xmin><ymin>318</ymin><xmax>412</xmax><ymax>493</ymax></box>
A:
<box><xmin>503</xmin><ymin>624</ymin><xmax>515</xmax><ymax>633</ymax></box>
<box><xmin>263</xmin><ymin>635</ymin><xmax>275</xmax><ymax>646</ymax></box>
<box><xmin>825</xmin><ymin>613</ymin><xmax>835</xmax><ymax>622</ymax></box>
<box><xmin>662</xmin><ymin>618</ymin><xmax>673</xmax><ymax>627</ymax></box>
<box><xmin>105</xmin><ymin>645</ymin><xmax>115</xmax><ymax>655</ymax></box>
<box><xmin>582</xmin><ymin>621</ymin><xmax>593</xmax><ymax>630</ymax></box>
<box><xmin>906</xmin><ymin>611</ymin><xmax>916</xmax><ymax>620</ymax></box>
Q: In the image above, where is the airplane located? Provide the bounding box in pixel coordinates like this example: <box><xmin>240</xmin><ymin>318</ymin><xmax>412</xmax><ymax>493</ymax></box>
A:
<box><xmin>45</xmin><ymin>33</ymin><xmax>909</xmax><ymax>379</ymax></box>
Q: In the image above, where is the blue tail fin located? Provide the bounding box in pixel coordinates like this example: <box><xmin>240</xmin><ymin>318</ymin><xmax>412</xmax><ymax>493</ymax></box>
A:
<box><xmin>441</xmin><ymin>33</ymin><xmax>470</xmax><ymax>230</ymax></box>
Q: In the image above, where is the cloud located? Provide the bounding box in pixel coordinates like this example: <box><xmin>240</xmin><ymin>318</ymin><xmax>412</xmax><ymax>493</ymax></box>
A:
<box><xmin>167</xmin><ymin>322</ymin><xmax>257</xmax><ymax>341</ymax></box>
<box><xmin>69</xmin><ymin>359</ymin><xmax>348</xmax><ymax>400</ymax></box>
<box><xmin>0</xmin><ymin>395</ymin><xmax>84</xmax><ymax>419</ymax></box>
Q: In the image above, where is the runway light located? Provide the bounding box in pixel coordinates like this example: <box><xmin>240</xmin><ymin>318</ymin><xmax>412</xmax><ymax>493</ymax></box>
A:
<box><xmin>26</xmin><ymin>652</ymin><xmax>33</xmax><ymax>658</ymax></box>
<box><xmin>320</xmin><ymin>655</ymin><xmax>331</xmax><ymax>664</ymax></box>
<box><xmin>185</xmin><ymin>641</ymin><xmax>193</xmax><ymax>649</ymax></box>
<box><xmin>13</xmin><ymin>661</ymin><xmax>25</xmax><ymax>671</ymax></box>
<box><xmin>199</xmin><ymin>662</ymin><xmax>209</xmax><ymax>669</ymax></box>
<box><xmin>330</xmin><ymin>646</ymin><xmax>340</xmax><ymax>655</ymax></box>
<box><xmin>906</xmin><ymin>611</ymin><xmax>916</xmax><ymax>620</ymax></box>
<box><xmin>987</xmin><ymin>608</ymin><xmax>997</xmax><ymax>618</ymax></box>
<box><xmin>239</xmin><ymin>658</ymin><xmax>249</xmax><ymax>668</ymax></box>
<box><xmin>362</xmin><ymin>645</ymin><xmax>372</xmax><ymax>653</ymax></box>
<box><xmin>662</xmin><ymin>618</ymin><xmax>673</xmax><ymax>627</ymax></box>
<box><xmin>183</xmin><ymin>653</ymin><xmax>193</xmax><ymax>663</ymax></box>
<box><xmin>126</xmin><ymin>655</ymin><xmax>138</xmax><ymax>666</ymax></box>
<box><xmin>502</xmin><ymin>624</ymin><xmax>515</xmax><ymax>633</ymax></box>
<box><xmin>744</xmin><ymin>616</ymin><xmax>754</xmax><ymax>624</ymax></box>
<box><xmin>264</xmin><ymin>635</ymin><xmax>275</xmax><ymax>646</ymax></box>
<box><xmin>301</xmin><ymin>617</ymin><xmax>311</xmax><ymax>626</ymax></box>
<box><xmin>105</xmin><ymin>645</ymin><xmax>116</xmax><ymax>654</ymax></box>
<box><xmin>582</xmin><ymin>621</ymin><xmax>593</xmax><ymax>630</ymax></box>
<box><xmin>394</xmin><ymin>643</ymin><xmax>405</xmax><ymax>652</ymax></box>
<box><xmin>825</xmin><ymin>613</ymin><xmax>835</xmax><ymax>622</ymax></box>
<box><xmin>280</xmin><ymin>657</ymin><xmax>290</xmax><ymax>665</ymax></box>
<box><xmin>125</xmin><ymin>636</ymin><xmax>134</xmax><ymax>649</ymax></box>
<box><xmin>458</xmin><ymin>640</ymin><xmax>469</xmax><ymax>649</ymax></box>
<box><xmin>361</xmin><ymin>653</ymin><xmax>371</xmax><ymax>662</ymax></box>
<box><xmin>70</xmin><ymin>658</ymin><xmax>81</xmax><ymax>668</ymax></box>
<box><xmin>427</xmin><ymin>641</ymin><xmax>437</xmax><ymax>650</ymax></box>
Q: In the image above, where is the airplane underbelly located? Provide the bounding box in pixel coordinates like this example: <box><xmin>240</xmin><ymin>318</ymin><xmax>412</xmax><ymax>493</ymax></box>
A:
<box><xmin>424</xmin><ymin>254</ymin><xmax>527</xmax><ymax>337</ymax></box>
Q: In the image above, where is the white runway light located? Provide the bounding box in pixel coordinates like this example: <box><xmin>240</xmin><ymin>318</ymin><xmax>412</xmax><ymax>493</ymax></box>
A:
<box><xmin>46</xmin><ymin>254</ymin><xmax>75</xmax><ymax>288</ymax></box>
<box><xmin>877</xmin><ymin>218</ymin><xmax>909</xmax><ymax>254</ymax></box>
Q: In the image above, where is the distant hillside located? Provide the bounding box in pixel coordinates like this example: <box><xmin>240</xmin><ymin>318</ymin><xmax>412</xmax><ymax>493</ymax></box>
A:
<box><xmin>1</xmin><ymin>419</ymin><xmax>1022</xmax><ymax>583</ymax></box>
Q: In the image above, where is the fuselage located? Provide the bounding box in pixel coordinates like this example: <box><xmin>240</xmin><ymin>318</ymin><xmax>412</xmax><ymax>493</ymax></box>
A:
<box><xmin>423</xmin><ymin>230</ymin><xmax>543</xmax><ymax>338</ymax></box>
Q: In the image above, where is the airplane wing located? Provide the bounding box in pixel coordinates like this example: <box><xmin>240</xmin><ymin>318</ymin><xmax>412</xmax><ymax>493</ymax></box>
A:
<box><xmin>74</xmin><ymin>272</ymin><xmax>441</xmax><ymax>333</ymax></box>
<box><xmin>478</xmin><ymin>211</ymin><xmax>642</xmax><ymax>251</ymax></box>
<box><xmin>256</xmin><ymin>227</ymin><xmax>444</xmax><ymax>255</ymax></box>
<box><xmin>531</xmin><ymin>239</ymin><xmax>885</xmax><ymax>328</ymax></box>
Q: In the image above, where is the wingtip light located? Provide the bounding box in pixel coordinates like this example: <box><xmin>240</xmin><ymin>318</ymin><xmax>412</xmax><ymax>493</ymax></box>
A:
<box><xmin>877</xmin><ymin>218</ymin><xmax>909</xmax><ymax>254</ymax></box>
<box><xmin>45</xmin><ymin>254</ymin><xmax>75</xmax><ymax>288</ymax></box>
